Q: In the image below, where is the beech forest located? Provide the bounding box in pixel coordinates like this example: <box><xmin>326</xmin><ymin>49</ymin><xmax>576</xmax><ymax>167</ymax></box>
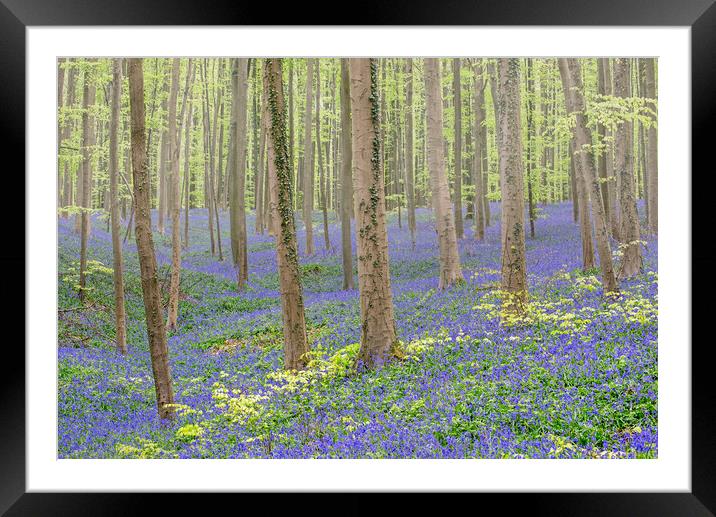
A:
<box><xmin>57</xmin><ymin>57</ymin><xmax>658</xmax><ymax>459</ymax></box>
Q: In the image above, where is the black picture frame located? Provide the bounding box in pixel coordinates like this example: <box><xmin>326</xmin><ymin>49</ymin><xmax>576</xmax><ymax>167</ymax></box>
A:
<box><xmin>3</xmin><ymin>1</ymin><xmax>714</xmax><ymax>515</ymax></box>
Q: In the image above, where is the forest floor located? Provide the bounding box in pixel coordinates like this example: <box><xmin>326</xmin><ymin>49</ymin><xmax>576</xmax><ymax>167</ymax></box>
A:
<box><xmin>57</xmin><ymin>202</ymin><xmax>658</xmax><ymax>459</ymax></box>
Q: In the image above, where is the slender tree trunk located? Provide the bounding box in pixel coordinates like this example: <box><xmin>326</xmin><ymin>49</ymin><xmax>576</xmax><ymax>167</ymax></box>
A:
<box><xmin>127</xmin><ymin>58</ymin><xmax>175</xmax><ymax>421</ymax></box>
<box><xmin>424</xmin><ymin>58</ymin><xmax>464</xmax><ymax>289</ymax></box>
<box><xmin>57</xmin><ymin>61</ymin><xmax>65</xmax><ymax>203</ymax></box>
<box><xmin>497</xmin><ymin>58</ymin><xmax>528</xmax><ymax>317</ymax></box>
<box><xmin>200</xmin><ymin>61</ymin><xmax>216</xmax><ymax>254</ymax></box>
<box><xmin>210</xmin><ymin>63</ymin><xmax>225</xmax><ymax>260</ymax></box>
<box><xmin>263</xmin><ymin>60</ymin><xmax>280</xmax><ymax>238</ymax></box>
<box><xmin>573</xmin><ymin>140</ymin><xmax>596</xmax><ymax>270</ymax></box>
<box><xmin>644</xmin><ymin>58</ymin><xmax>658</xmax><ymax>234</ymax></box>
<box><xmin>404</xmin><ymin>59</ymin><xmax>417</xmax><ymax>248</ymax></box>
<box><xmin>264</xmin><ymin>58</ymin><xmax>310</xmax><ymax>371</ymax></box>
<box><xmin>78</xmin><ymin>60</ymin><xmax>96</xmax><ymax>303</ymax></box>
<box><xmin>525</xmin><ymin>58</ymin><xmax>536</xmax><ymax>239</ymax></box>
<box><xmin>166</xmin><ymin>58</ymin><xmax>182</xmax><ymax>331</ymax></box>
<box><xmin>559</xmin><ymin>58</ymin><xmax>619</xmax><ymax>293</ymax></box>
<box><xmin>158</xmin><ymin>71</ymin><xmax>169</xmax><ymax>235</ymax></box>
<box><xmin>472</xmin><ymin>60</ymin><xmax>486</xmax><ymax>241</ymax></box>
<box><xmin>613</xmin><ymin>58</ymin><xmax>643</xmax><ymax>279</ymax></box>
<box><xmin>230</xmin><ymin>59</ymin><xmax>250</xmax><ymax>289</ymax></box>
<box><xmin>596</xmin><ymin>58</ymin><xmax>611</xmax><ymax>230</ymax></box>
<box><xmin>569</xmin><ymin>142</ymin><xmax>579</xmax><ymax>223</ymax></box>
<box><xmin>315</xmin><ymin>62</ymin><xmax>331</xmax><ymax>250</ymax></box>
<box><xmin>340</xmin><ymin>59</ymin><xmax>354</xmax><ymax>289</ymax></box>
<box><xmin>109</xmin><ymin>59</ymin><xmax>127</xmax><ymax>354</ymax></box>
<box><xmin>183</xmin><ymin>86</ymin><xmax>194</xmax><ymax>249</ymax></box>
<box><xmin>255</xmin><ymin>77</ymin><xmax>267</xmax><ymax>235</ymax></box>
<box><xmin>303</xmin><ymin>59</ymin><xmax>315</xmax><ymax>255</ymax></box>
<box><xmin>453</xmin><ymin>58</ymin><xmax>464</xmax><ymax>239</ymax></box>
<box><xmin>349</xmin><ymin>58</ymin><xmax>398</xmax><ymax>370</ymax></box>
<box><xmin>601</xmin><ymin>58</ymin><xmax>621</xmax><ymax>240</ymax></box>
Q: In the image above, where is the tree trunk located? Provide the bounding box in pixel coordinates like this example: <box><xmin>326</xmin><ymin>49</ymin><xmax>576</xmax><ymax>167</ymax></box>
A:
<box><xmin>255</xmin><ymin>75</ymin><xmax>267</xmax><ymax>235</ymax></box>
<box><xmin>525</xmin><ymin>58</ymin><xmax>536</xmax><ymax>239</ymax></box>
<box><xmin>230</xmin><ymin>59</ymin><xmax>250</xmax><ymax>289</ymax></box>
<box><xmin>78</xmin><ymin>60</ymin><xmax>96</xmax><ymax>303</ymax></box>
<box><xmin>210</xmin><ymin>63</ymin><xmax>225</xmax><ymax>260</ymax></box>
<box><xmin>108</xmin><ymin>59</ymin><xmax>127</xmax><ymax>354</ymax></box>
<box><xmin>596</xmin><ymin>58</ymin><xmax>611</xmax><ymax>230</ymax></box>
<box><xmin>497</xmin><ymin>58</ymin><xmax>528</xmax><ymax>317</ymax></box>
<box><xmin>166</xmin><ymin>58</ymin><xmax>182</xmax><ymax>331</ymax></box>
<box><xmin>601</xmin><ymin>58</ymin><xmax>621</xmax><ymax>240</ymax></box>
<box><xmin>127</xmin><ymin>58</ymin><xmax>175</xmax><ymax>421</ymax></box>
<box><xmin>201</xmin><ymin>61</ymin><xmax>216</xmax><ymax>254</ymax></box>
<box><xmin>183</xmin><ymin>81</ymin><xmax>194</xmax><ymax>250</ymax></box>
<box><xmin>453</xmin><ymin>58</ymin><xmax>464</xmax><ymax>239</ymax></box>
<box><xmin>349</xmin><ymin>58</ymin><xmax>399</xmax><ymax>370</ymax></box>
<box><xmin>424</xmin><ymin>58</ymin><xmax>464</xmax><ymax>289</ymax></box>
<box><xmin>315</xmin><ymin>61</ymin><xmax>331</xmax><ymax>251</ymax></box>
<box><xmin>340</xmin><ymin>59</ymin><xmax>354</xmax><ymax>289</ymax></box>
<box><xmin>404</xmin><ymin>59</ymin><xmax>417</xmax><ymax>249</ymax></box>
<box><xmin>559</xmin><ymin>58</ymin><xmax>619</xmax><ymax>293</ymax></box>
<box><xmin>613</xmin><ymin>58</ymin><xmax>643</xmax><ymax>279</ymax></box>
<box><xmin>573</xmin><ymin>140</ymin><xmax>596</xmax><ymax>270</ymax></box>
<box><xmin>644</xmin><ymin>58</ymin><xmax>658</xmax><ymax>235</ymax></box>
<box><xmin>158</xmin><ymin>69</ymin><xmax>169</xmax><ymax>235</ymax></box>
<box><xmin>472</xmin><ymin>59</ymin><xmax>487</xmax><ymax>241</ymax></box>
<box><xmin>264</xmin><ymin>58</ymin><xmax>310</xmax><ymax>371</ymax></box>
<box><xmin>302</xmin><ymin>59</ymin><xmax>315</xmax><ymax>255</ymax></box>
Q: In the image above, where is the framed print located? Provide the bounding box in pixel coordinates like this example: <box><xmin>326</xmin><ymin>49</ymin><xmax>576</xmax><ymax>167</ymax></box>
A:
<box><xmin>3</xmin><ymin>0</ymin><xmax>715</xmax><ymax>514</ymax></box>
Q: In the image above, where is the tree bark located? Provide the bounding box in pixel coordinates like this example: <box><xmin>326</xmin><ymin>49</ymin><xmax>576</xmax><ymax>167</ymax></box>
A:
<box><xmin>424</xmin><ymin>58</ymin><xmax>464</xmax><ymax>289</ymax></box>
<box><xmin>183</xmin><ymin>73</ymin><xmax>194</xmax><ymax>250</ymax></box>
<box><xmin>340</xmin><ymin>59</ymin><xmax>354</xmax><ymax>289</ymax></box>
<box><xmin>559</xmin><ymin>58</ymin><xmax>619</xmax><ymax>293</ymax></box>
<box><xmin>613</xmin><ymin>58</ymin><xmax>643</xmax><ymax>279</ymax></box>
<box><xmin>201</xmin><ymin>61</ymin><xmax>216</xmax><ymax>254</ymax></box>
<box><xmin>497</xmin><ymin>58</ymin><xmax>528</xmax><ymax>316</ymax></box>
<box><xmin>600</xmin><ymin>58</ymin><xmax>621</xmax><ymax>241</ymax></box>
<box><xmin>265</xmin><ymin>58</ymin><xmax>310</xmax><ymax>370</ymax></box>
<box><xmin>596</xmin><ymin>58</ymin><xmax>611</xmax><ymax>230</ymax></box>
<box><xmin>127</xmin><ymin>58</ymin><xmax>176</xmax><ymax>421</ymax></box>
<box><xmin>78</xmin><ymin>60</ymin><xmax>96</xmax><ymax>303</ymax></box>
<box><xmin>404</xmin><ymin>59</ymin><xmax>417</xmax><ymax>248</ymax></box>
<box><xmin>315</xmin><ymin>61</ymin><xmax>331</xmax><ymax>251</ymax></box>
<box><xmin>349</xmin><ymin>58</ymin><xmax>399</xmax><ymax>370</ymax></box>
<box><xmin>158</xmin><ymin>68</ymin><xmax>169</xmax><ymax>235</ymax></box>
<box><xmin>453</xmin><ymin>58</ymin><xmax>464</xmax><ymax>239</ymax></box>
<box><xmin>109</xmin><ymin>59</ymin><xmax>127</xmax><ymax>354</ymax></box>
<box><xmin>229</xmin><ymin>59</ymin><xmax>250</xmax><ymax>289</ymax></box>
<box><xmin>472</xmin><ymin>60</ymin><xmax>487</xmax><ymax>241</ymax></box>
<box><xmin>525</xmin><ymin>58</ymin><xmax>536</xmax><ymax>239</ymax></box>
<box><xmin>643</xmin><ymin>58</ymin><xmax>658</xmax><ymax>235</ymax></box>
<box><xmin>166</xmin><ymin>58</ymin><xmax>182</xmax><ymax>331</ymax></box>
<box><xmin>302</xmin><ymin>59</ymin><xmax>315</xmax><ymax>255</ymax></box>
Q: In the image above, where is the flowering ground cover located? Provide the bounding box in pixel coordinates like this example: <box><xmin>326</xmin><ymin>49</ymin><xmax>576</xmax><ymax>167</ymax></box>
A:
<box><xmin>57</xmin><ymin>201</ymin><xmax>657</xmax><ymax>459</ymax></box>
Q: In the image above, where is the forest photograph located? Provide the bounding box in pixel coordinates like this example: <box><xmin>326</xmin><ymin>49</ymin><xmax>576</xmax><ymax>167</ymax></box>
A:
<box><xmin>56</xmin><ymin>56</ymin><xmax>658</xmax><ymax>460</ymax></box>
